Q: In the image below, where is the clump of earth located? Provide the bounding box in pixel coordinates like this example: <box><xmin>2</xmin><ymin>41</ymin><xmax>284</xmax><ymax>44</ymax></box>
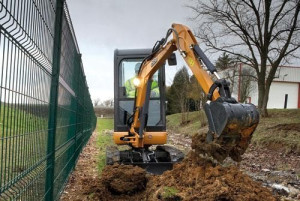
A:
<box><xmin>101</xmin><ymin>164</ymin><xmax>147</xmax><ymax>195</ymax></box>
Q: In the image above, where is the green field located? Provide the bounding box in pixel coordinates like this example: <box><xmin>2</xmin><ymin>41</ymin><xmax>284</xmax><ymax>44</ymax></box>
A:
<box><xmin>0</xmin><ymin>105</ymin><xmax>48</xmax><ymax>137</ymax></box>
<box><xmin>166</xmin><ymin>111</ymin><xmax>207</xmax><ymax>136</ymax></box>
<box><xmin>0</xmin><ymin>105</ymin><xmax>48</xmax><ymax>189</ymax></box>
<box><xmin>251</xmin><ymin>109</ymin><xmax>300</xmax><ymax>153</ymax></box>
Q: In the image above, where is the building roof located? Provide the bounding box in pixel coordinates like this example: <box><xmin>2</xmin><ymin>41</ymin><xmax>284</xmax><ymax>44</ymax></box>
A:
<box><xmin>273</xmin><ymin>66</ymin><xmax>300</xmax><ymax>83</ymax></box>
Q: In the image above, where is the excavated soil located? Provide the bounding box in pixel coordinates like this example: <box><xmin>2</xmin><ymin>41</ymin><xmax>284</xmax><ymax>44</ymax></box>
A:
<box><xmin>191</xmin><ymin>132</ymin><xmax>250</xmax><ymax>162</ymax></box>
<box><xmin>96</xmin><ymin>151</ymin><xmax>277</xmax><ymax>201</ymax></box>
<box><xmin>101</xmin><ymin>164</ymin><xmax>147</xmax><ymax>195</ymax></box>
<box><xmin>96</xmin><ymin>132</ymin><xmax>277</xmax><ymax>201</ymax></box>
<box><xmin>145</xmin><ymin>151</ymin><xmax>277</xmax><ymax>201</ymax></box>
<box><xmin>191</xmin><ymin>132</ymin><xmax>230</xmax><ymax>162</ymax></box>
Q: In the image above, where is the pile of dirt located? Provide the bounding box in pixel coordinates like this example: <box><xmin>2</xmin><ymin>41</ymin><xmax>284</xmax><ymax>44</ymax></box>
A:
<box><xmin>88</xmin><ymin>165</ymin><xmax>146</xmax><ymax>201</ymax></box>
<box><xmin>96</xmin><ymin>152</ymin><xmax>277</xmax><ymax>201</ymax></box>
<box><xmin>145</xmin><ymin>151</ymin><xmax>277</xmax><ymax>201</ymax></box>
<box><xmin>94</xmin><ymin>132</ymin><xmax>277</xmax><ymax>201</ymax></box>
<box><xmin>101</xmin><ymin>164</ymin><xmax>147</xmax><ymax>195</ymax></box>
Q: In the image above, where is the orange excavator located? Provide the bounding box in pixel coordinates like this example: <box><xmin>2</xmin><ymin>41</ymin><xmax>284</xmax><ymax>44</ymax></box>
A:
<box><xmin>109</xmin><ymin>24</ymin><xmax>259</xmax><ymax>174</ymax></box>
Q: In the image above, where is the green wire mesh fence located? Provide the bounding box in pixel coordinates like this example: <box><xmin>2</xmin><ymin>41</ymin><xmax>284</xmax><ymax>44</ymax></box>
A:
<box><xmin>0</xmin><ymin>0</ymin><xmax>97</xmax><ymax>200</ymax></box>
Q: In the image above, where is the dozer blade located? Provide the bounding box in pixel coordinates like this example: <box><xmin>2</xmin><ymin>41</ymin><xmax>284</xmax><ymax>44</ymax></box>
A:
<box><xmin>106</xmin><ymin>145</ymin><xmax>184</xmax><ymax>175</ymax></box>
<box><xmin>204</xmin><ymin>100</ymin><xmax>259</xmax><ymax>162</ymax></box>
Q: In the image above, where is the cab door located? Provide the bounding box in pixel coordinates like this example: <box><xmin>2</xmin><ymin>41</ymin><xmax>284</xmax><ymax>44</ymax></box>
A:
<box><xmin>114</xmin><ymin>49</ymin><xmax>166</xmax><ymax>132</ymax></box>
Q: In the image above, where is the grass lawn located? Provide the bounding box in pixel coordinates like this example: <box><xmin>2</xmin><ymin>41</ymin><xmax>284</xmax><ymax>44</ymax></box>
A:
<box><xmin>0</xmin><ymin>105</ymin><xmax>48</xmax><ymax>190</ymax></box>
<box><xmin>96</xmin><ymin>118</ymin><xmax>114</xmax><ymax>173</ymax></box>
<box><xmin>251</xmin><ymin>109</ymin><xmax>300</xmax><ymax>153</ymax></box>
<box><xmin>166</xmin><ymin>111</ymin><xmax>207</xmax><ymax>136</ymax></box>
<box><xmin>0</xmin><ymin>104</ymin><xmax>48</xmax><ymax>137</ymax></box>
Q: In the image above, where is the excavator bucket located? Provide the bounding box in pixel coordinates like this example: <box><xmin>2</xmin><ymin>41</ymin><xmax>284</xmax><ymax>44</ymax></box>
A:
<box><xmin>204</xmin><ymin>101</ymin><xmax>259</xmax><ymax>162</ymax></box>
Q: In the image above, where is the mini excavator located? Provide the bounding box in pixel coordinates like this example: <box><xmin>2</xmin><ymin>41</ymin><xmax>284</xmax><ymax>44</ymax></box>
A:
<box><xmin>108</xmin><ymin>24</ymin><xmax>259</xmax><ymax>174</ymax></box>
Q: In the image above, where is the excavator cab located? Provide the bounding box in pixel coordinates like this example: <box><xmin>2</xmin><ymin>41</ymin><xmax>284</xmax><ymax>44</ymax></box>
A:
<box><xmin>111</xmin><ymin>49</ymin><xmax>183</xmax><ymax>174</ymax></box>
<box><xmin>114</xmin><ymin>49</ymin><xmax>166</xmax><ymax>134</ymax></box>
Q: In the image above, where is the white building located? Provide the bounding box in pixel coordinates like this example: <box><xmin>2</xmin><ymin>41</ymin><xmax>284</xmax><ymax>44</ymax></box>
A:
<box><xmin>250</xmin><ymin>66</ymin><xmax>300</xmax><ymax>109</ymax></box>
<box><xmin>221</xmin><ymin>65</ymin><xmax>300</xmax><ymax>109</ymax></box>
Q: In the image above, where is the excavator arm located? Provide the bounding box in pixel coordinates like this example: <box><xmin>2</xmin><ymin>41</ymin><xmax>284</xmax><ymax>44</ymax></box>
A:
<box><xmin>116</xmin><ymin>24</ymin><xmax>259</xmax><ymax>162</ymax></box>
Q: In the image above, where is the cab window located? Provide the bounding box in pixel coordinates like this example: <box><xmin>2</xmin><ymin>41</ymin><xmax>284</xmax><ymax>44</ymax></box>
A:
<box><xmin>119</xmin><ymin>59</ymin><xmax>160</xmax><ymax>98</ymax></box>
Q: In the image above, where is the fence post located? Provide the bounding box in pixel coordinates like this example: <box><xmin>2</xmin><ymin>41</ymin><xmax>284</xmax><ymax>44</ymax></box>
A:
<box><xmin>45</xmin><ymin>0</ymin><xmax>65</xmax><ymax>200</ymax></box>
<box><xmin>73</xmin><ymin>53</ymin><xmax>82</xmax><ymax>166</ymax></box>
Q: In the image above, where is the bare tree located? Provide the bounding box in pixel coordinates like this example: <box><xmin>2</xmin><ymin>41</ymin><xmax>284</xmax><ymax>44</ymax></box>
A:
<box><xmin>239</xmin><ymin>68</ymin><xmax>256</xmax><ymax>103</ymax></box>
<box><xmin>188</xmin><ymin>0</ymin><xmax>300</xmax><ymax>116</ymax></box>
<box><xmin>93</xmin><ymin>98</ymin><xmax>100</xmax><ymax>107</ymax></box>
<box><xmin>102</xmin><ymin>99</ymin><xmax>114</xmax><ymax>107</ymax></box>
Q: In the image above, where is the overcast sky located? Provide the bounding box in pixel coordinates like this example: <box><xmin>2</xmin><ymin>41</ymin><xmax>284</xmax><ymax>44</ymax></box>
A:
<box><xmin>67</xmin><ymin>0</ymin><xmax>195</xmax><ymax>102</ymax></box>
<box><xmin>67</xmin><ymin>1</ymin><xmax>299</xmax><ymax>102</ymax></box>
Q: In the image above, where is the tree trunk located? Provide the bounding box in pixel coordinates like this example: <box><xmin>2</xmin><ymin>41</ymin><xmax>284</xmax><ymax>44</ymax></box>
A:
<box><xmin>261</xmin><ymin>85</ymin><xmax>270</xmax><ymax>117</ymax></box>
<box><xmin>257</xmin><ymin>77</ymin><xmax>272</xmax><ymax>117</ymax></box>
<box><xmin>257</xmin><ymin>79</ymin><xmax>264</xmax><ymax>111</ymax></box>
<box><xmin>186</xmin><ymin>99</ymin><xmax>189</xmax><ymax>122</ymax></box>
<box><xmin>181</xmin><ymin>107</ymin><xmax>184</xmax><ymax>124</ymax></box>
<box><xmin>180</xmin><ymin>99</ymin><xmax>185</xmax><ymax>124</ymax></box>
<box><xmin>257</xmin><ymin>56</ymin><xmax>270</xmax><ymax>117</ymax></box>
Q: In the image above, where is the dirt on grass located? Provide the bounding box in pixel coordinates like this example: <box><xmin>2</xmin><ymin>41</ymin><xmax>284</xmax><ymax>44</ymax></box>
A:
<box><xmin>271</xmin><ymin>123</ymin><xmax>300</xmax><ymax>132</ymax></box>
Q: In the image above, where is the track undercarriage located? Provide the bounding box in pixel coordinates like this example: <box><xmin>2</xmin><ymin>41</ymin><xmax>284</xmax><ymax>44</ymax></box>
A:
<box><xmin>106</xmin><ymin>145</ymin><xmax>184</xmax><ymax>174</ymax></box>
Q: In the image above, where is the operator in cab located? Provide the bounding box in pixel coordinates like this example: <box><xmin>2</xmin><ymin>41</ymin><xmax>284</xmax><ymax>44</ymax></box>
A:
<box><xmin>125</xmin><ymin>62</ymin><xmax>159</xmax><ymax>98</ymax></box>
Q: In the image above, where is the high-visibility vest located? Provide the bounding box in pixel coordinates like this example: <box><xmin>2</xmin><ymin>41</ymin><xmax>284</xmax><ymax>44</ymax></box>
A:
<box><xmin>125</xmin><ymin>77</ymin><xmax>159</xmax><ymax>98</ymax></box>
